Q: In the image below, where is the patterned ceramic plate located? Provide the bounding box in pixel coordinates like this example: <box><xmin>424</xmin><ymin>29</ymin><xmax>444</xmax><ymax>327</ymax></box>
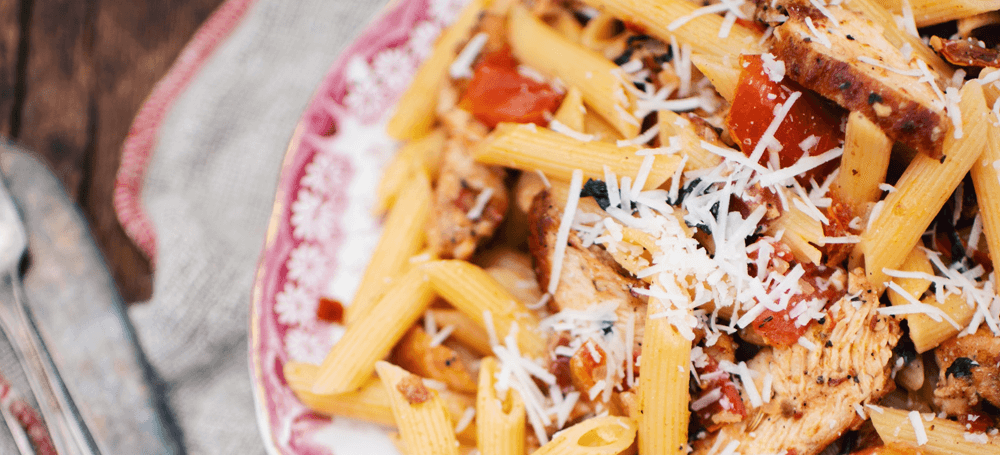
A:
<box><xmin>249</xmin><ymin>0</ymin><xmax>468</xmax><ymax>453</ymax></box>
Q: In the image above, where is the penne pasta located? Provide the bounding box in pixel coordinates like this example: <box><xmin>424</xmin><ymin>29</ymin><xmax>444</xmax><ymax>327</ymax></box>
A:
<box><xmin>578</xmin><ymin>0</ymin><xmax>763</xmax><ymax>59</ymax></box>
<box><xmin>375</xmin><ymin>361</ymin><xmax>461</xmax><ymax>455</ymax></box>
<box><xmin>507</xmin><ymin>5</ymin><xmax>640</xmax><ymax>138</ymax></box>
<box><xmin>886</xmin><ymin>246</ymin><xmax>934</xmax><ymax>309</ymax></box>
<box><xmin>375</xmin><ymin>129</ymin><xmax>447</xmax><ymax>214</ymax></box>
<box><xmin>970</xmin><ymin>71</ymin><xmax>1000</xmax><ymax>276</ymax></box>
<box><xmin>426</xmin><ymin>309</ymin><xmax>493</xmax><ymax>357</ymax></box>
<box><xmin>638</xmin><ymin>275</ymin><xmax>691</xmax><ymax>455</ymax></box>
<box><xmin>907</xmin><ymin>293</ymin><xmax>977</xmax><ymax>353</ymax></box>
<box><xmin>348</xmin><ymin>169</ymin><xmax>433</xmax><ymax>323</ymax></box>
<box><xmin>474</xmin><ymin>123</ymin><xmax>681</xmax><ymax>190</ymax></box>
<box><xmin>835</xmin><ymin>112</ymin><xmax>892</xmax><ymax>214</ymax></box>
<box><xmin>657</xmin><ymin>110</ymin><xmax>723</xmax><ymax>171</ymax></box>
<box><xmin>870</xmin><ymin>406</ymin><xmax>1000</xmax><ymax>453</ymax></box>
<box><xmin>314</xmin><ymin>266</ymin><xmax>437</xmax><ymax>394</ymax></box>
<box><xmin>423</xmin><ymin>260</ymin><xmax>546</xmax><ymax>359</ymax></box>
<box><xmin>690</xmin><ymin>54</ymin><xmax>740</xmax><ymax>103</ymax></box>
<box><xmin>861</xmin><ymin>81</ymin><xmax>988</xmax><ymax>290</ymax></box>
<box><xmin>476</xmin><ymin>357</ymin><xmax>525</xmax><ymax>455</ymax></box>
<box><xmin>531</xmin><ymin>416</ymin><xmax>637</xmax><ymax>455</ymax></box>
<box><xmin>873</xmin><ymin>0</ymin><xmax>1000</xmax><ymax>28</ymax></box>
<box><xmin>553</xmin><ymin>86</ymin><xmax>586</xmax><ymax>133</ymax></box>
<box><xmin>386</xmin><ymin>0</ymin><xmax>487</xmax><ymax>139</ymax></box>
<box><xmin>315</xmin><ymin>259</ymin><xmax>545</xmax><ymax>394</ymax></box>
<box><xmin>284</xmin><ymin>362</ymin><xmax>478</xmax><ymax>439</ymax></box>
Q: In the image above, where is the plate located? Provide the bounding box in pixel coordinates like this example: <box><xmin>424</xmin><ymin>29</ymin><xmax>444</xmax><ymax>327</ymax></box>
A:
<box><xmin>248</xmin><ymin>0</ymin><xmax>470</xmax><ymax>453</ymax></box>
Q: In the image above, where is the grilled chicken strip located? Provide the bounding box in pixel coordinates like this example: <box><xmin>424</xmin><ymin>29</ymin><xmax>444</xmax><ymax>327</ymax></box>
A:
<box><xmin>528</xmin><ymin>190</ymin><xmax>646</xmax><ymax>323</ymax></box>
<box><xmin>695</xmin><ymin>269</ymin><xmax>901</xmax><ymax>455</ymax></box>
<box><xmin>933</xmin><ymin>326</ymin><xmax>1000</xmax><ymax>415</ymax></box>
<box><xmin>761</xmin><ymin>1</ymin><xmax>950</xmax><ymax>157</ymax></box>
<box><xmin>427</xmin><ymin>139</ymin><xmax>509</xmax><ymax>260</ymax></box>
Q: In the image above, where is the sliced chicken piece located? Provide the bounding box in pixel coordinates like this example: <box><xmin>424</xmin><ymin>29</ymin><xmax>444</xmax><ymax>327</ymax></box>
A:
<box><xmin>930</xmin><ymin>36</ymin><xmax>1000</xmax><ymax>68</ymax></box>
<box><xmin>427</xmin><ymin>139</ymin><xmax>509</xmax><ymax>260</ymax></box>
<box><xmin>933</xmin><ymin>326</ymin><xmax>1000</xmax><ymax>415</ymax></box>
<box><xmin>762</xmin><ymin>1</ymin><xmax>950</xmax><ymax>157</ymax></box>
<box><xmin>528</xmin><ymin>190</ymin><xmax>646</xmax><ymax>393</ymax></box>
<box><xmin>694</xmin><ymin>269</ymin><xmax>901</xmax><ymax>455</ymax></box>
<box><xmin>528</xmin><ymin>190</ymin><xmax>646</xmax><ymax>323</ymax></box>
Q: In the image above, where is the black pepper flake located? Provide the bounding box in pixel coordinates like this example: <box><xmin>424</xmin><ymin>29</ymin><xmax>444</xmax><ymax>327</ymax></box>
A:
<box><xmin>816</xmin><ymin>375</ymin><xmax>825</xmax><ymax>384</ymax></box>
<box><xmin>846</xmin><ymin>34</ymin><xmax>855</xmax><ymax>40</ymax></box>
<box><xmin>758</xmin><ymin>315</ymin><xmax>775</xmax><ymax>328</ymax></box>
<box><xmin>838</xmin><ymin>81</ymin><xmax>851</xmax><ymax>90</ymax></box>
<box><xmin>825</xmin><ymin>340</ymin><xmax>833</xmax><ymax>348</ymax></box>
<box><xmin>901</xmin><ymin>120</ymin><xmax>917</xmax><ymax>132</ymax></box>
<box><xmin>627</xmin><ymin>34</ymin><xmax>652</xmax><ymax>46</ymax></box>
<box><xmin>655</xmin><ymin>48</ymin><xmax>674</xmax><ymax>64</ymax></box>
<box><xmin>600</xmin><ymin>320</ymin><xmax>615</xmax><ymax>336</ymax></box>
<box><xmin>580</xmin><ymin>178</ymin><xmax>611</xmax><ymax>210</ymax></box>
<box><xmin>940</xmin><ymin>155</ymin><xmax>947</xmax><ymax>164</ymax></box>
<box><xmin>614</xmin><ymin>48</ymin><xmax>635</xmax><ymax>66</ymax></box>
<box><xmin>946</xmin><ymin>357</ymin><xmax>980</xmax><ymax>378</ymax></box>
<box><xmin>868</xmin><ymin>92</ymin><xmax>883</xmax><ymax>105</ymax></box>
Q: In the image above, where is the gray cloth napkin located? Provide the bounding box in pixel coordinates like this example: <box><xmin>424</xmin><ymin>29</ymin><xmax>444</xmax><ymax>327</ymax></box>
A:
<box><xmin>129</xmin><ymin>1</ymin><xmax>387</xmax><ymax>452</ymax></box>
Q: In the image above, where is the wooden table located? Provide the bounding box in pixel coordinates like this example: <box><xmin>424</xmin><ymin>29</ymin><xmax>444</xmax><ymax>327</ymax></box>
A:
<box><xmin>0</xmin><ymin>0</ymin><xmax>226</xmax><ymax>303</ymax></box>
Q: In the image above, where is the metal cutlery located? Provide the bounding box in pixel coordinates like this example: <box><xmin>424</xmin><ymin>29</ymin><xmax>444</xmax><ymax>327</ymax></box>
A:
<box><xmin>0</xmin><ymin>171</ymin><xmax>100</xmax><ymax>455</ymax></box>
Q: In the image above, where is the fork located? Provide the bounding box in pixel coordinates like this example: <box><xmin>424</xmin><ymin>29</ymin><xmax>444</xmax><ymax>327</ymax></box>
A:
<box><xmin>0</xmin><ymin>171</ymin><xmax>100</xmax><ymax>455</ymax></box>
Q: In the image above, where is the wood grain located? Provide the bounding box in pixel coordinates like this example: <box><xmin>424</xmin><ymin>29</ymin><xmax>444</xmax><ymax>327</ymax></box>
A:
<box><xmin>5</xmin><ymin>0</ymin><xmax>225</xmax><ymax>303</ymax></box>
<box><xmin>18</xmin><ymin>0</ymin><xmax>95</xmax><ymax>197</ymax></box>
<box><xmin>0</xmin><ymin>1</ymin><xmax>20</xmax><ymax>138</ymax></box>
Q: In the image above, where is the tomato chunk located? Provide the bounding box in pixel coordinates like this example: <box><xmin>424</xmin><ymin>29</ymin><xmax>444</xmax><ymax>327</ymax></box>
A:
<box><xmin>727</xmin><ymin>54</ymin><xmax>844</xmax><ymax>184</ymax></box>
<box><xmin>459</xmin><ymin>47</ymin><xmax>563</xmax><ymax>128</ymax></box>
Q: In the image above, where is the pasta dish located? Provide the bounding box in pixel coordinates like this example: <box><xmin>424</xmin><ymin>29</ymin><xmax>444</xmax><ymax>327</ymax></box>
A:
<box><xmin>284</xmin><ymin>0</ymin><xmax>1000</xmax><ymax>454</ymax></box>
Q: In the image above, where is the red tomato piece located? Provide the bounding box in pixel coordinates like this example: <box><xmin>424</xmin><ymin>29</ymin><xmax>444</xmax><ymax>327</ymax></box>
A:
<box><xmin>459</xmin><ymin>48</ymin><xmax>563</xmax><ymax>128</ymax></box>
<box><xmin>316</xmin><ymin>297</ymin><xmax>344</xmax><ymax>323</ymax></box>
<box><xmin>727</xmin><ymin>54</ymin><xmax>845</xmax><ymax>184</ymax></box>
<box><xmin>693</xmin><ymin>354</ymin><xmax>748</xmax><ymax>431</ymax></box>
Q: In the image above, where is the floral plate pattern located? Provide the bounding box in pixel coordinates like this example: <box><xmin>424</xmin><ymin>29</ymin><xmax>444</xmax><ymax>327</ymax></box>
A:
<box><xmin>249</xmin><ymin>0</ymin><xmax>468</xmax><ymax>453</ymax></box>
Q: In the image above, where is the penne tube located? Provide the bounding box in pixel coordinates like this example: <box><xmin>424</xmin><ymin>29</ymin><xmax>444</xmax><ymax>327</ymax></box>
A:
<box><xmin>638</xmin><ymin>275</ymin><xmax>691</xmax><ymax>455</ymax></box>
<box><xmin>313</xmin><ymin>266</ymin><xmax>436</xmax><ymax>394</ymax></box>
<box><xmin>386</xmin><ymin>0</ymin><xmax>486</xmax><ymax>139</ymax></box>
<box><xmin>476</xmin><ymin>357</ymin><xmax>525</xmax><ymax>455</ymax></box>
<box><xmin>657</xmin><ymin>109</ymin><xmax>723</xmax><ymax>171</ymax></box>
<box><xmin>315</xmin><ymin>259</ymin><xmax>545</xmax><ymax>394</ymax></box>
<box><xmin>531</xmin><ymin>416</ymin><xmax>637</xmax><ymax>455</ymax></box>
<box><xmin>427</xmin><ymin>309</ymin><xmax>493</xmax><ymax>357</ymax></box>
<box><xmin>690</xmin><ymin>54</ymin><xmax>740</xmax><ymax>103</ymax></box>
<box><xmin>970</xmin><ymin>71</ymin><xmax>1000</xmax><ymax>276</ymax></box>
<box><xmin>767</xmin><ymin>195</ymin><xmax>824</xmax><ymax>265</ymax></box>
<box><xmin>908</xmin><ymin>293</ymin><xmax>976</xmax><ymax>353</ymax></box>
<box><xmin>375</xmin><ymin>361</ymin><xmax>461</xmax><ymax>455</ymax></box>
<box><xmin>861</xmin><ymin>81</ymin><xmax>988</xmax><ymax>290</ymax></box>
<box><xmin>508</xmin><ymin>5</ymin><xmax>640</xmax><ymax>138</ymax></box>
<box><xmin>869</xmin><ymin>406</ymin><xmax>1000</xmax><ymax>453</ymax></box>
<box><xmin>579</xmin><ymin>13</ymin><xmax>625</xmax><ymax>54</ymax></box>
<box><xmin>551</xmin><ymin>10</ymin><xmax>584</xmax><ymax>44</ymax></box>
<box><xmin>474</xmin><ymin>123</ymin><xmax>682</xmax><ymax>190</ymax></box>
<box><xmin>375</xmin><ymin>129</ymin><xmax>447</xmax><ymax>214</ymax></box>
<box><xmin>583</xmin><ymin>111</ymin><xmax>625</xmax><ymax>142</ymax></box>
<box><xmin>886</xmin><ymin>246</ymin><xmax>934</xmax><ymax>309</ymax></box>
<box><xmin>347</xmin><ymin>169</ymin><xmax>433</xmax><ymax>323</ymax></box>
<box><xmin>284</xmin><ymin>362</ymin><xmax>477</xmax><ymax>441</ymax></box>
<box><xmin>553</xmin><ymin>86</ymin><xmax>586</xmax><ymax>133</ymax></box>
<box><xmin>873</xmin><ymin>0</ymin><xmax>1000</xmax><ymax>28</ymax></box>
<box><xmin>579</xmin><ymin>0</ymin><xmax>762</xmax><ymax>59</ymax></box>
<box><xmin>835</xmin><ymin>111</ymin><xmax>892</xmax><ymax>214</ymax></box>
<box><xmin>424</xmin><ymin>260</ymin><xmax>546</xmax><ymax>358</ymax></box>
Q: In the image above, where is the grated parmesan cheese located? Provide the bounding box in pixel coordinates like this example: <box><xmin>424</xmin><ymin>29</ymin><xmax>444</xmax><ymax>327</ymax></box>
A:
<box><xmin>454</xmin><ymin>406</ymin><xmax>476</xmax><ymax>433</ymax></box>
<box><xmin>449</xmin><ymin>33</ymin><xmax>489</xmax><ymax>80</ymax></box>
<box><xmin>466</xmin><ymin>188</ymin><xmax>494</xmax><ymax>220</ymax></box>
<box><xmin>547</xmin><ymin>170</ymin><xmax>584</xmax><ymax>296</ymax></box>
<box><xmin>909</xmin><ymin>411</ymin><xmax>928</xmax><ymax>445</ymax></box>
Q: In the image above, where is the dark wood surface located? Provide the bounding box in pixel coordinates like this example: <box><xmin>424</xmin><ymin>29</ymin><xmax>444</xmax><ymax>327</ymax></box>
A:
<box><xmin>0</xmin><ymin>0</ymin><xmax>226</xmax><ymax>303</ymax></box>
